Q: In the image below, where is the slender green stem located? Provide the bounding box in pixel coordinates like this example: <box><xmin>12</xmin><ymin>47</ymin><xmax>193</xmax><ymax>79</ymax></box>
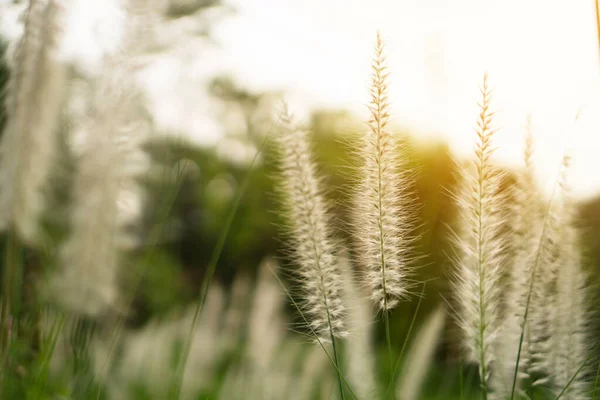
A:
<box><xmin>329</xmin><ymin>321</ymin><xmax>345</xmax><ymax>400</ymax></box>
<box><xmin>372</xmin><ymin>65</ymin><xmax>394</xmax><ymax>397</ymax></box>
<box><xmin>383</xmin><ymin>282</ymin><xmax>426</xmax><ymax>399</ymax></box>
<box><xmin>510</xmin><ymin>169</ymin><xmax>564</xmax><ymax>400</ymax></box>
<box><xmin>384</xmin><ymin>311</ymin><xmax>393</xmax><ymax>385</ymax></box>
<box><xmin>269</xmin><ymin>267</ymin><xmax>358</xmax><ymax>400</ymax></box>
<box><xmin>554</xmin><ymin>341</ymin><xmax>600</xmax><ymax>400</ymax></box>
<box><xmin>316</xmin><ymin>261</ymin><xmax>345</xmax><ymax>400</ymax></box>
<box><xmin>593</xmin><ymin>358</ymin><xmax>600</xmax><ymax>398</ymax></box>
<box><xmin>1</xmin><ymin>233</ymin><xmax>21</xmax><ymax>368</ymax></box>
<box><xmin>94</xmin><ymin>175</ymin><xmax>185</xmax><ymax>400</ymax></box>
<box><xmin>476</xmin><ymin>162</ymin><xmax>488</xmax><ymax>400</ymax></box>
<box><xmin>377</xmin><ymin>140</ymin><xmax>394</xmax><ymax>399</ymax></box>
<box><xmin>465</xmin><ymin>365</ymin><xmax>476</xmax><ymax>399</ymax></box>
<box><xmin>169</xmin><ymin>132</ymin><xmax>273</xmax><ymax>400</ymax></box>
<box><xmin>93</xmin><ymin>161</ymin><xmax>190</xmax><ymax>399</ymax></box>
<box><xmin>30</xmin><ymin>311</ymin><xmax>64</xmax><ymax>392</ymax></box>
<box><xmin>459</xmin><ymin>353</ymin><xmax>464</xmax><ymax>400</ymax></box>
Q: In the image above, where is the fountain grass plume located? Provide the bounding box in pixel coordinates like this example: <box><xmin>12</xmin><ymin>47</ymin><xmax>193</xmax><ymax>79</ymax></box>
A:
<box><xmin>492</xmin><ymin>116</ymin><xmax>543</xmax><ymax>397</ymax></box>
<box><xmin>273</xmin><ymin>103</ymin><xmax>347</xmax><ymax>342</ymax></box>
<box><xmin>451</xmin><ymin>73</ymin><xmax>506</xmax><ymax>398</ymax></box>
<box><xmin>548</xmin><ymin>155</ymin><xmax>589</xmax><ymax>399</ymax></box>
<box><xmin>0</xmin><ymin>0</ymin><xmax>69</xmax><ymax>246</ymax></box>
<box><xmin>352</xmin><ymin>32</ymin><xmax>417</xmax><ymax>314</ymax></box>
<box><xmin>46</xmin><ymin>0</ymin><xmax>155</xmax><ymax>317</ymax></box>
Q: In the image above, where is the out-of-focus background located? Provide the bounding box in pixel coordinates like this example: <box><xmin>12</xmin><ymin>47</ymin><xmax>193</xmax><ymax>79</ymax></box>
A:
<box><xmin>1</xmin><ymin>0</ymin><xmax>600</xmax><ymax>398</ymax></box>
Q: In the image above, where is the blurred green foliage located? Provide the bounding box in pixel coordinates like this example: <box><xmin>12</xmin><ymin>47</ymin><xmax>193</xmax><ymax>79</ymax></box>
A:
<box><xmin>135</xmin><ymin>100</ymin><xmax>600</xmax><ymax>367</ymax></box>
<box><xmin>133</xmin><ymin>107</ymin><xmax>460</xmax><ymax>352</ymax></box>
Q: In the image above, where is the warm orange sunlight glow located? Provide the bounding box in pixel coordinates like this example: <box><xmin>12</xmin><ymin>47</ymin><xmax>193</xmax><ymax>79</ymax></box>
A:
<box><xmin>216</xmin><ymin>0</ymin><xmax>600</xmax><ymax>198</ymax></box>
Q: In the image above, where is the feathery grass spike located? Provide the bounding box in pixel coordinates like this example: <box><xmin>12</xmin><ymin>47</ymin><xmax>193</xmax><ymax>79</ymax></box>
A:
<box><xmin>549</xmin><ymin>156</ymin><xmax>588</xmax><ymax>400</ymax></box>
<box><xmin>524</xmin><ymin>153</ymin><xmax>570</xmax><ymax>387</ymax></box>
<box><xmin>355</xmin><ymin>32</ymin><xmax>413</xmax><ymax>312</ymax></box>
<box><xmin>47</xmin><ymin>0</ymin><xmax>154</xmax><ymax>317</ymax></box>
<box><xmin>0</xmin><ymin>0</ymin><xmax>68</xmax><ymax>245</ymax></box>
<box><xmin>492</xmin><ymin>116</ymin><xmax>541</xmax><ymax>397</ymax></box>
<box><xmin>452</xmin><ymin>73</ymin><xmax>504</xmax><ymax>397</ymax></box>
<box><xmin>275</xmin><ymin>104</ymin><xmax>346</xmax><ymax>341</ymax></box>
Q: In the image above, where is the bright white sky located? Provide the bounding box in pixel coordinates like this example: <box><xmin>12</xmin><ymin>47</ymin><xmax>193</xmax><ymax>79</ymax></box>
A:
<box><xmin>214</xmin><ymin>0</ymin><xmax>600</xmax><ymax>199</ymax></box>
<box><xmin>1</xmin><ymin>0</ymin><xmax>599</xmax><ymax>198</ymax></box>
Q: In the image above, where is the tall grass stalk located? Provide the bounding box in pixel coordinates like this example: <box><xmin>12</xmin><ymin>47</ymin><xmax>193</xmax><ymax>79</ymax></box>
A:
<box><xmin>451</xmin><ymin>73</ymin><xmax>504</xmax><ymax>400</ymax></box>
<box><xmin>493</xmin><ymin>117</ymin><xmax>541</xmax><ymax>398</ymax></box>
<box><xmin>352</xmin><ymin>32</ymin><xmax>415</xmax><ymax>391</ymax></box>
<box><xmin>273</xmin><ymin>105</ymin><xmax>347</xmax><ymax>399</ymax></box>
<box><xmin>168</xmin><ymin>121</ymin><xmax>275</xmax><ymax>400</ymax></box>
<box><xmin>508</xmin><ymin>153</ymin><xmax>580</xmax><ymax>400</ymax></box>
<box><xmin>354</xmin><ymin>31</ymin><xmax>414</xmax><ymax>310</ymax></box>
<box><xmin>383</xmin><ymin>282</ymin><xmax>426</xmax><ymax>399</ymax></box>
<box><xmin>548</xmin><ymin>156</ymin><xmax>588</xmax><ymax>400</ymax></box>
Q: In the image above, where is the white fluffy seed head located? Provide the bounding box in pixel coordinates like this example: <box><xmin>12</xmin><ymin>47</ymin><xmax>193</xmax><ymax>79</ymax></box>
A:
<box><xmin>274</xmin><ymin>104</ymin><xmax>347</xmax><ymax>341</ymax></box>
<box><xmin>547</xmin><ymin>156</ymin><xmax>589</xmax><ymax>399</ymax></box>
<box><xmin>451</xmin><ymin>73</ymin><xmax>505</xmax><ymax>384</ymax></box>
<box><xmin>492</xmin><ymin>117</ymin><xmax>544</xmax><ymax>396</ymax></box>
<box><xmin>45</xmin><ymin>0</ymin><xmax>154</xmax><ymax>317</ymax></box>
<box><xmin>352</xmin><ymin>32</ymin><xmax>416</xmax><ymax>313</ymax></box>
<box><xmin>521</xmin><ymin>156</ymin><xmax>575</xmax><ymax>385</ymax></box>
<box><xmin>0</xmin><ymin>0</ymin><xmax>69</xmax><ymax>245</ymax></box>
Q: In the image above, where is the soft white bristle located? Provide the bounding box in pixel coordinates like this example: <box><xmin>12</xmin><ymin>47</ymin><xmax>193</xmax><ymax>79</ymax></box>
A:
<box><xmin>492</xmin><ymin>117</ymin><xmax>543</xmax><ymax>397</ymax></box>
<box><xmin>451</xmin><ymin>73</ymin><xmax>505</xmax><ymax>391</ymax></box>
<box><xmin>274</xmin><ymin>104</ymin><xmax>347</xmax><ymax>341</ymax></box>
<box><xmin>525</xmin><ymin>156</ymin><xmax>571</xmax><ymax>385</ymax></box>
<box><xmin>46</xmin><ymin>0</ymin><xmax>154</xmax><ymax>317</ymax></box>
<box><xmin>353</xmin><ymin>32</ymin><xmax>415</xmax><ymax>312</ymax></box>
<box><xmin>0</xmin><ymin>0</ymin><xmax>69</xmax><ymax>245</ymax></box>
<box><xmin>548</xmin><ymin>156</ymin><xmax>588</xmax><ymax>399</ymax></box>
